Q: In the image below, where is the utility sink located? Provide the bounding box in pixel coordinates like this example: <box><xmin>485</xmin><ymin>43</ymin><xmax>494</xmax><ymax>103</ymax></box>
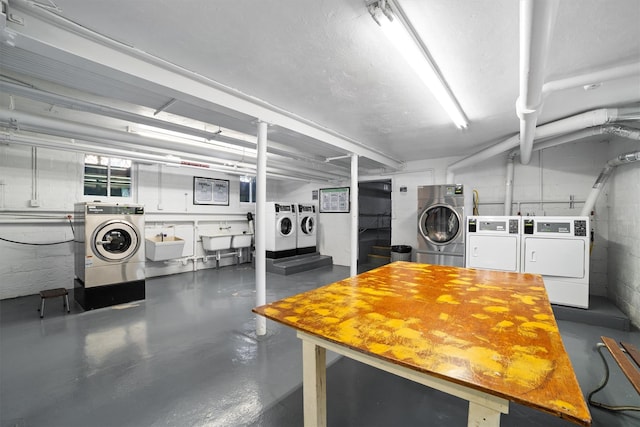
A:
<box><xmin>201</xmin><ymin>235</ymin><xmax>233</xmax><ymax>251</ymax></box>
<box><xmin>145</xmin><ymin>236</ymin><xmax>185</xmax><ymax>261</ymax></box>
<box><xmin>232</xmin><ymin>234</ymin><xmax>253</xmax><ymax>248</ymax></box>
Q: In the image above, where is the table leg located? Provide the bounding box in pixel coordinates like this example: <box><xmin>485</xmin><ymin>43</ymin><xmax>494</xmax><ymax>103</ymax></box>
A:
<box><xmin>468</xmin><ymin>401</ymin><xmax>501</xmax><ymax>426</ymax></box>
<box><xmin>302</xmin><ymin>339</ymin><xmax>327</xmax><ymax>427</ymax></box>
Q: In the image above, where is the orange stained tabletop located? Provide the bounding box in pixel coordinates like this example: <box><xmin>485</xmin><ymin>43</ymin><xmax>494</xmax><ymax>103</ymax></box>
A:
<box><xmin>253</xmin><ymin>261</ymin><xmax>591</xmax><ymax>426</ymax></box>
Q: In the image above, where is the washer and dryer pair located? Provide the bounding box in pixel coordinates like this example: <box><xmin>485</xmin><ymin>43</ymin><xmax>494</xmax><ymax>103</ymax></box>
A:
<box><xmin>264</xmin><ymin>202</ymin><xmax>317</xmax><ymax>259</ymax></box>
<box><xmin>466</xmin><ymin>215</ymin><xmax>590</xmax><ymax>308</ymax></box>
<box><xmin>74</xmin><ymin>202</ymin><xmax>146</xmax><ymax>310</ymax></box>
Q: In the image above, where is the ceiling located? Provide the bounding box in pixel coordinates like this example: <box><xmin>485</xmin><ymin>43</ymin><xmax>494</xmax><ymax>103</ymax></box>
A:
<box><xmin>1</xmin><ymin>0</ymin><xmax>639</xmax><ymax>180</ymax></box>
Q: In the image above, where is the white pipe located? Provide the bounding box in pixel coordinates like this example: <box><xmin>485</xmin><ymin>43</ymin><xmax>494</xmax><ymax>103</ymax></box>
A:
<box><xmin>350</xmin><ymin>153</ymin><xmax>359</xmax><ymax>277</ymax></box>
<box><xmin>504</xmin><ymin>157</ymin><xmax>514</xmax><ymax>215</ymax></box>
<box><xmin>0</xmin><ymin>108</ymin><xmax>348</xmax><ymax>181</ymax></box>
<box><xmin>446</xmin><ymin>106</ymin><xmax>640</xmax><ymax>183</ymax></box>
<box><xmin>543</xmin><ymin>62</ymin><xmax>640</xmax><ymax>94</ymax></box>
<box><xmin>0</xmin><ymin>80</ymin><xmax>349</xmax><ymax>171</ymax></box>
<box><xmin>580</xmin><ymin>151</ymin><xmax>640</xmax><ymax>216</ymax></box>
<box><xmin>504</xmin><ymin>124</ymin><xmax>640</xmax><ymax>214</ymax></box>
<box><xmin>517</xmin><ymin>0</ymin><xmax>559</xmax><ymax>165</ymax></box>
<box><xmin>5</xmin><ymin>1</ymin><xmax>404</xmax><ymax>170</ymax></box>
<box><xmin>0</xmin><ymin>108</ymin><xmax>341</xmax><ymax>181</ymax></box>
<box><xmin>255</xmin><ymin>121</ymin><xmax>268</xmax><ymax>336</ymax></box>
<box><xmin>0</xmin><ymin>80</ymin><xmax>225</xmax><ymax>141</ymax></box>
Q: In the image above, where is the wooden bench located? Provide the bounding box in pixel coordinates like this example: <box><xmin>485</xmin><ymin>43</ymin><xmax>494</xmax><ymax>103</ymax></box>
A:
<box><xmin>38</xmin><ymin>288</ymin><xmax>70</xmax><ymax>319</ymax></box>
<box><xmin>588</xmin><ymin>336</ymin><xmax>640</xmax><ymax>412</ymax></box>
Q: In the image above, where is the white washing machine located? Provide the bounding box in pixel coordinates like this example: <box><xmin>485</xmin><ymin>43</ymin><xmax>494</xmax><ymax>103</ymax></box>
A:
<box><xmin>74</xmin><ymin>202</ymin><xmax>146</xmax><ymax>310</ymax></box>
<box><xmin>297</xmin><ymin>203</ymin><xmax>317</xmax><ymax>255</ymax></box>
<box><xmin>417</xmin><ymin>184</ymin><xmax>466</xmax><ymax>267</ymax></box>
<box><xmin>521</xmin><ymin>216</ymin><xmax>590</xmax><ymax>309</ymax></box>
<box><xmin>465</xmin><ymin>216</ymin><xmax>521</xmax><ymax>272</ymax></box>
<box><xmin>265</xmin><ymin>202</ymin><xmax>297</xmax><ymax>259</ymax></box>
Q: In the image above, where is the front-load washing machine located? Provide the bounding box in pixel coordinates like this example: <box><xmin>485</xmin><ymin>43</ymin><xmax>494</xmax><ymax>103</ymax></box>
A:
<box><xmin>296</xmin><ymin>203</ymin><xmax>317</xmax><ymax>255</ymax></box>
<box><xmin>466</xmin><ymin>216</ymin><xmax>521</xmax><ymax>272</ymax></box>
<box><xmin>417</xmin><ymin>184</ymin><xmax>466</xmax><ymax>267</ymax></box>
<box><xmin>74</xmin><ymin>202</ymin><xmax>146</xmax><ymax>310</ymax></box>
<box><xmin>265</xmin><ymin>202</ymin><xmax>297</xmax><ymax>259</ymax></box>
<box><xmin>521</xmin><ymin>216</ymin><xmax>590</xmax><ymax>308</ymax></box>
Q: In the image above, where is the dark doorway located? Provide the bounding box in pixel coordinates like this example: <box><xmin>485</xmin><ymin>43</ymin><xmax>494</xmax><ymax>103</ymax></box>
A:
<box><xmin>358</xmin><ymin>180</ymin><xmax>392</xmax><ymax>268</ymax></box>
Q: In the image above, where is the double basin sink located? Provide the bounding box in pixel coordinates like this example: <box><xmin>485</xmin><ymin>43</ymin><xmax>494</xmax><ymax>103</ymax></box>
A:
<box><xmin>201</xmin><ymin>233</ymin><xmax>253</xmax><ymax>251</ymax></box>
<box><xmin>146</xmin><ymin>233</ymin><xmax>253</xmax><ymax>262</ymax></box>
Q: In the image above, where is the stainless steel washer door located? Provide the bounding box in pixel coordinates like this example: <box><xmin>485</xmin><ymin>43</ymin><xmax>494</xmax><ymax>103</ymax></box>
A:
<box><xmin>300</xmin><ymin>216</ymin><xmax>314</xmax><ymax>235</ymax></box>
<box><xmin>277</xmin><ymin>216</ymin><xmax>293</xmax><ymax>237</ymax></box>
<box><xmin>418</xmin><ymin>204</ymin><xmax>461</xmax><ymax>245</ymax></box>
<box><xmin>91</xmin><ymin>220</ymin><xmax>141</xmax><ymax>261</ymax></box>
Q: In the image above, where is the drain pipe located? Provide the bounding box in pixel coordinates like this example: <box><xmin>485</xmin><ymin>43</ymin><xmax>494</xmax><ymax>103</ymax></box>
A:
<box><xmin>517</xmin><ymin>0</ymin><xmax>559</xmax><ymax>165</ymax></box>
<box><xmin>446</xmin><ymin>106</ymin><xmax>640</xmax><ymax>184</ymax></box>
<box><xmin>504</xmin><ymin>124</ymin><xmax>640</xmax><ymax>215</ymax></box>
<box><xmin>581</xmin><ymin>151</ymin><xmax>640</xmax><ymax>216</ymax></box>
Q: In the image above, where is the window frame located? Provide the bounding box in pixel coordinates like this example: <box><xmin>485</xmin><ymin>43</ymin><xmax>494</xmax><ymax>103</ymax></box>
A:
<box><xmin>83</xmin><ymin>155</ymin><xmax>134</xmax><ymax>201</ymax></box>
<box><xmin>239</xmin><ymin>175</ymin><xmax>257</xmax><ymax>204</ymax></box>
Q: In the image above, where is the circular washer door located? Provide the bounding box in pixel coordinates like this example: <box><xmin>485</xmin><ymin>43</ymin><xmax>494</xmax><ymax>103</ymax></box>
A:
<box><xmin>277</xmin><ymin>216</ymin><xmax>293</xmax><ymax>237</ymax></box>
<box><xmin>92</xmin><ymin>220</ymin><xmax>141</xmax><ymax>262</ymax></box>
<box><xmin>418</xmin><ymin>204</ymin><xmax>461</xmax><ymax>245</ymax></box>
<box><xmin>300</xmin><ymin>216</ymin><xmax>314</xmax><ymax>235</ymax></box>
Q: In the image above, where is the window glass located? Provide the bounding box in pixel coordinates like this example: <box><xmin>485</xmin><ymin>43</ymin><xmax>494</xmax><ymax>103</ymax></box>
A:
<box><xmin>84</xmin><ymin>155</ymin><xmax>132</xmax><ymax>198</ymax></box>
<box><xmin>240</xmin><ymin>175</ymin><xmax>256</xmax><ymax>203</ymax></box>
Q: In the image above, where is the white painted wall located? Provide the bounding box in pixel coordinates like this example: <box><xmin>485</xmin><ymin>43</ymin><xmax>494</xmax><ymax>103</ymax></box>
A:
<box><xmin>277</xmin><ymin>179</ymin><xmax>352</xmax><ymax>266</ymax></box>
<box><xmin>0</xmin><ymin>145</ymin><xmax>262</xmax><ymax>298</ymax></box>
<box><xmin>606</xmin><ymin>138</ymin><xmax>640</xmax><ymax>328</ymax></box>
<box><xmin>3</xmin><ymin>138</ymin><xmax>639</xmax><ymax>328</ymax></box>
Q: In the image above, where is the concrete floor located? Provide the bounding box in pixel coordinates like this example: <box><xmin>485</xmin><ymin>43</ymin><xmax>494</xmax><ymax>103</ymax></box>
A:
<box><xmin>1</xmin><ymin>264</ymin><xmax>639</xmax><ymax>427</ymax></box>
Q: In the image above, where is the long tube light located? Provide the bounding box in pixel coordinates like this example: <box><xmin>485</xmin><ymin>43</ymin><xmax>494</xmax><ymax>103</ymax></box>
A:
<box><xmin>368</xmin><ymin>0</ymin><xmax>469</xmax><ymax>128</ymax></box>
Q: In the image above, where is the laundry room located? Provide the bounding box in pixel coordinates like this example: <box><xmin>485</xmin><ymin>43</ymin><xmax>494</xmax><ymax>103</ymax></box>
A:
<box><xmin>1</xmin><ymin>1</ymin><xmax>639</xmax><ymax>426</ymax></box>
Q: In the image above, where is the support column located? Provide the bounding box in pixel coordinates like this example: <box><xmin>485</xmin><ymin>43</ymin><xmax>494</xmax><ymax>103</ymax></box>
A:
<box><xmin>255</xmin><ymin>121</ymin><xmax>268</xmax><ymax>336</ymax></box>
<box><xmin>350</xmin><ymin>154</ymin><xmax>359</xmax><ymax>277</ymax></box>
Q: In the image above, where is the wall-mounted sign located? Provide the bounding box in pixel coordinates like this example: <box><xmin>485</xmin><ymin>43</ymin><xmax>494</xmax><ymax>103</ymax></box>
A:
<box><xmin>193</xmin><ymin>177</ymin><xmax>229</xmax><ymax>205</ymax></box>
<box><xmin>319</xmin><ymin>187</ymin><xmax>350</xmax><ymax>213</ymax></box>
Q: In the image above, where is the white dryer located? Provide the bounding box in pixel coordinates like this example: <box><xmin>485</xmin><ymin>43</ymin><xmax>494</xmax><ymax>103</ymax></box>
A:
<box><xmin>521</xmin><ymin>216</ymin><xmax>590</xmax><ymax>309</ymax></box>
<box><xmin>296</xmin><ymin>203</ymin><xmax>317</xmax><ymax>255</ymax></box>
<box><xmin>466</xmin><ymin>216</ymin><xmax>521</xmax><ymax>272</ymax></box>
<box><xmin>74</xmin><ymin>202</ymin><xmax>146</xmax><ymax>310</ymax></box>
<box><xmin>265</xmin><ymin>202</ymin><xmax>297</xmax><ymax>259</ymax></box>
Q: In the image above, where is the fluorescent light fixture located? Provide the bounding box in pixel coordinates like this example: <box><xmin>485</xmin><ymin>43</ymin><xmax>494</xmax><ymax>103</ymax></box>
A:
<box><xmin>369</xmin><ymin>0</ymin><xmax>469</xmax><ymax>128</ymax></box>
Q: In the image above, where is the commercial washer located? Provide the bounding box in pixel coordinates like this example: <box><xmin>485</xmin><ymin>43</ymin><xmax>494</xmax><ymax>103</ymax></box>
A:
<box><xmin>74</xmin><ymin>202</ymin><xmax>145</xmax><ymax>310</ymax></box>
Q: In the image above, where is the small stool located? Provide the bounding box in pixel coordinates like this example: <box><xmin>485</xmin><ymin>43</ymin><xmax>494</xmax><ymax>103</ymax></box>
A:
<box><xmin>38</xmin><ymin>288</ymin><xmax>70</xmax><ymax>319</ymax></box>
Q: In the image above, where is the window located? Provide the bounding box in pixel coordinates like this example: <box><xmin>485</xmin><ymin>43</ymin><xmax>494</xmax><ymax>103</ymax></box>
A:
<box><xmin>84</xmin><ymin>155</ymin><xmax>132</xmax><ymax>198</ymax></box>
<box><xmin>239</xmin><ymin>175</ymin><xmax>256</xmax><ymax>203</ymax></box>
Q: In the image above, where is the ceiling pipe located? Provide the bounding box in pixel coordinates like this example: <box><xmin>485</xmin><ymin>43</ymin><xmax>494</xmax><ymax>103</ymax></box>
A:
<box><xmin>5</xmin><ymin>0</ymin><xmax>404</xmax><ymax>170</ymax></box>
<box><xmin>0</xmin><ymin>79</ymin><xmax>225</xmax><ymax>141</ymax></box>
<box><xmin>504</xmin><ymin>124</ymin><xmax>640</xmax><ymax>215</ymax></box>
<box><xmin>542</xmin><ymin>62</ymin><xmax>640</xmax><ymax>95</ymax></box>
<box><xmin>446</xmin><ymin>106</ymin><xmax>640</xmax><ymax>183</ymax></box>
<box><xmin>581</xmin><ymin>151</ymin><xmax>640</xmax><ymax>216</ymax></box>
<box><xmin>0</xmin><ymin>78</ymin><xmax>341</xmax><ymax>168</ymax></box>
<box><xmin>517</xmin><ymin>0</ymin><xmax>559</xmax><ymax>165</ymax></box>
<box><xmin>1</xmin><ymin>132</ymin><xmax>327</xmax><ymax>183</ymax></box>
<box><xmin>0</xmin><ymin>108</ymin><xmax>349</xmax><ymax>180</ymax></box>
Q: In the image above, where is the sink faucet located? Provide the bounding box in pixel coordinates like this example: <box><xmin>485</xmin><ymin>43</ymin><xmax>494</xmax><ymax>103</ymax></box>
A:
<box><xmin>219</xmin><ymin>222</ymin><xmax>231</xmax><ymax>231</ymax></box>
<box><xmin>158</xmin><ymin>233</ymin><xmax>167</xmax><ymax>241</ymax></box>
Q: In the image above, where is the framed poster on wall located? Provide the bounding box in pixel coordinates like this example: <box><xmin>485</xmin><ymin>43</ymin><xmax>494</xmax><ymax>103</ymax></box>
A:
<box><xmin>193</xmin><ymin>177</ymin><xmax>229</xmax><ymax>205</ymax></box>
<box><xmin>319</xmin><ymin>187</ymin><xmax>350</xmax><ymax>213</ymax></box>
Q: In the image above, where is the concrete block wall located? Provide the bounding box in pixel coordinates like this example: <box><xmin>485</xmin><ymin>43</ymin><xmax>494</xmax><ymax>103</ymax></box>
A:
<box><xmin>607</xmin><ymin>139</ymin><xmax>640</xmax><ymax>328</ymax></box>
<box><xmin>0</xmin><ymin>145</ymin><xmax>262</xmax><ymax>299</ymax></box>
